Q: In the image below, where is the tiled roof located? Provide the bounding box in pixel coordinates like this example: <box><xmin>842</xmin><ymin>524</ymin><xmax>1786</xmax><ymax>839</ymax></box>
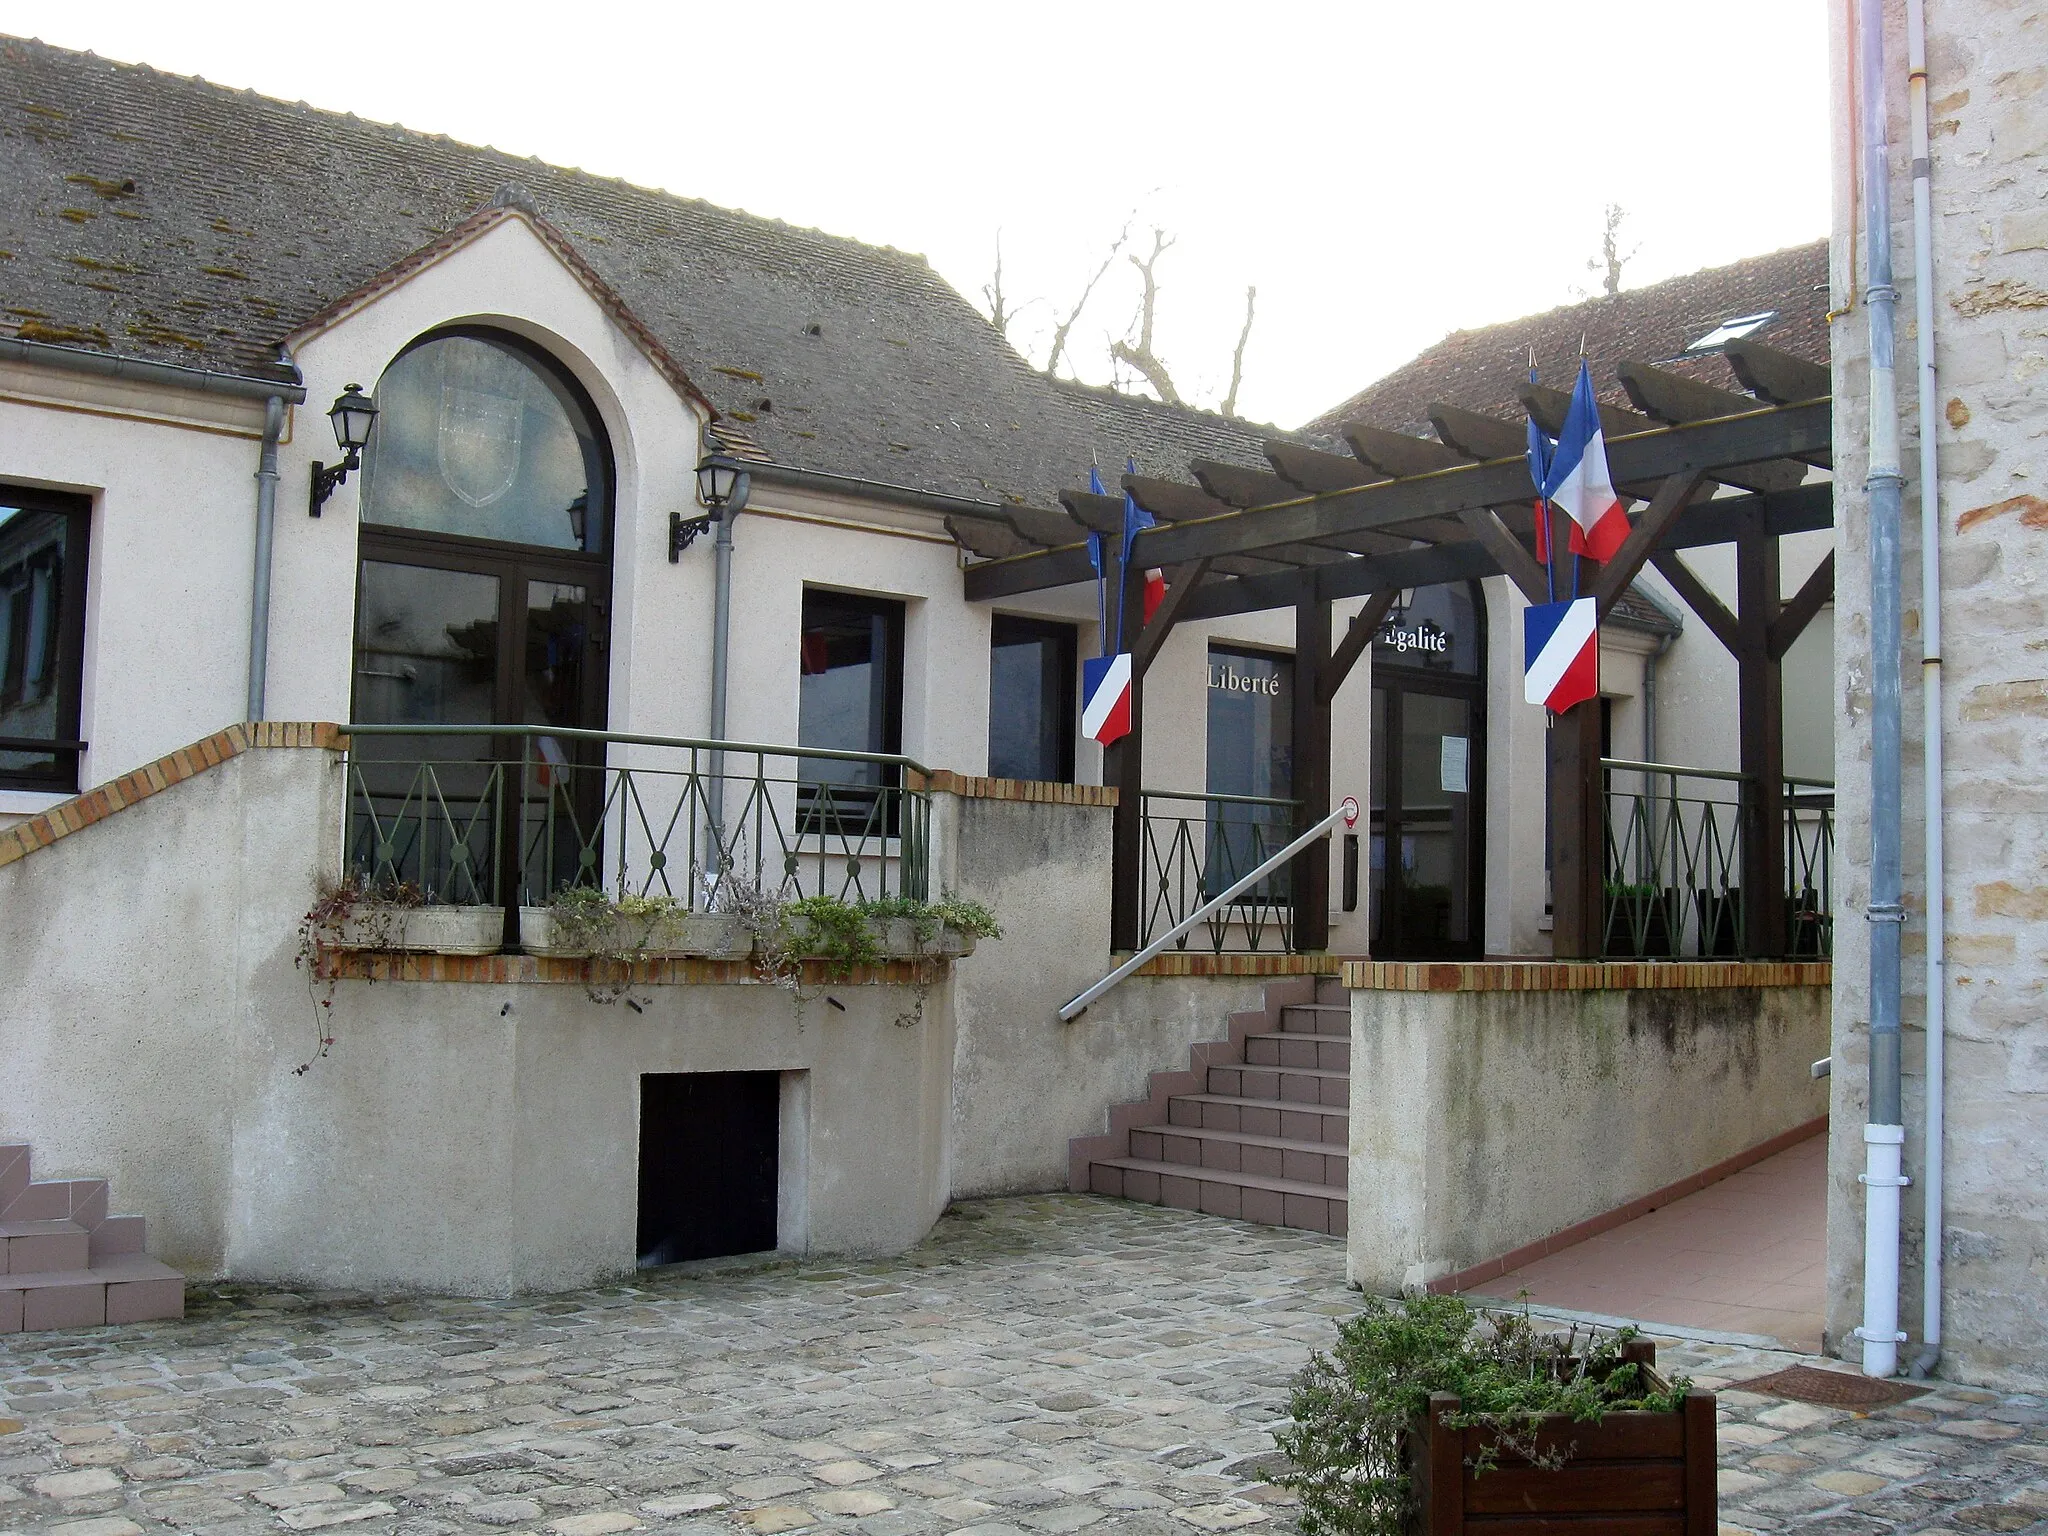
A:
<box><xmin>0</xmin><ymin>35</ymin><xmax>1296</xmax><ymax>511</ymax></box>
<box><xmin>1306</xmin><ymin>241</ymin><xmax>1830</xmax><ymax>438</ymax></box>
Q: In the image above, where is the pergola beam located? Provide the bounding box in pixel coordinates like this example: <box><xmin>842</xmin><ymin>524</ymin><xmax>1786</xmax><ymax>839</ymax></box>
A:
<box><xmin>963</xmin><ymin>402</ymin><xmax>1830</xmax><ymax>601</ymax></box>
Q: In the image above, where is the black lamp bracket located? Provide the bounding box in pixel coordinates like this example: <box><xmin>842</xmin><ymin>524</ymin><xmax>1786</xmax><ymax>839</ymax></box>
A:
<box><xmin>669</xmin><ymin>508</ymin><xmax>719</xmax><ymax>561</ymax></box>
<box><xmin>309</xmin><ymin>449</ymin><xmax>361</xmax><ymax>518</ymax></box>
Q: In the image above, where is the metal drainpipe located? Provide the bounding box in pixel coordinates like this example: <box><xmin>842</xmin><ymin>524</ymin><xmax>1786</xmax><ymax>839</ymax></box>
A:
<box><xmin>705</xmin><ymin>471</ymin><xmax>751</xmax><ymax>835</ymax></box>
<box><xmin>1906</xmin><ymin>0</ymin><xmax>1947</xmax><ymax>1381</ymax></box>
<box><xmin>1857</xmin><ymin>0</ymin><xmax>1911</xmax><ymax>1381</ymax></box>
<box><xmin>246</xmin><ymin>392</ymin><xmax>286</xmax><ymax>720</ymax></box>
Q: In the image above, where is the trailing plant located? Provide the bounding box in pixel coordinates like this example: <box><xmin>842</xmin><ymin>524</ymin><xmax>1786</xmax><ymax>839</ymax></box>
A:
<box><xmin>1272</xmin><ymin>1292</ymin><xmax>1690</xmax><ymax>1536</ymax></box>
<box><xmin>785</xmin><ymin>894</ymin><xmax>882</xmax><ymax>977</ymax></box>
<box><xmin>543</xmin><ymin>885</ymin><xmax>697</xmax><ymax>1005</ymax></box>
<box><xmin>291</xmin><ymin>876</ymin><xmax>428</xmax><ymax>1074</ymax></box>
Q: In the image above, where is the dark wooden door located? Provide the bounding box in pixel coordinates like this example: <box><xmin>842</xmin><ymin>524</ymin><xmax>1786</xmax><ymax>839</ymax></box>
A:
<box><xmin>637</xmin><ymin>1072</ymin><xmax>779</xmax><ymax>1265</ymax></box>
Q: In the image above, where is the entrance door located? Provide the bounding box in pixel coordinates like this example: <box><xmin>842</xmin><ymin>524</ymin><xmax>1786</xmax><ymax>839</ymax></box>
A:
<box><xmin>637</xmin><ymin>1072</ymin><xmax>780</xmax><ymax>1265</ymax></box>
<box><xmin>1368</xmin><ymin>584</ymin><xmax>1486</xmax><ymax>958</ymax></box>
<box><xmin>348</xmin><ymin>329</ymin><xmax>614</xmax><ymax>905</ymax></box>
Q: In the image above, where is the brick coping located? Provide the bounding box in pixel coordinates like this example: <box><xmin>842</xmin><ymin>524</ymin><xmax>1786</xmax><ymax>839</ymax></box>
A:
<box><xmin>0</xmin><ymin>721</ymin><xmax>344</xmax><ymax>871</ymax></box>
<box><xmin>1429</xmin><ymin>1116</ymin><xmax>1829</xmax><ymax>1296</ymax></box>
<box><xmin>905</xmin><ymin>768</ymin><xmax>1116</xmax><ymax>808</ymax></box>
<box><xmin>1129</xmin><ymin>952</ymin><xmax>1347</xmax><ymax>978</ymax></box>
<box><xmin>1342</xmin><ymin>959</ymin><xmax>1832</xmax><ymax>992</ymax></box>
<box><xmin>322</xmin><ymin>951</ymin><xmax>948</xmax><ymax>987</ymax></box>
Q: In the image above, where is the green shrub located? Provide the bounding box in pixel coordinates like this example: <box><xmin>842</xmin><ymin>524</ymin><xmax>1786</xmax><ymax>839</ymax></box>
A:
<box><xmin>1272</xmin><ymin>1293</ymin><xmax>1689</xmax><ymax>1536</ymax></box>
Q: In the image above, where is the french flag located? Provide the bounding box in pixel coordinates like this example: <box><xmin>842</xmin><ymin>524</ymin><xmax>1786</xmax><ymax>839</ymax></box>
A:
<box><xmin>1545</xmin><ymin>360</ymin><xmax>1631</xmax><ymax>563</ymax></box>
<box><xmin>1523</xmin><ymin>596</ymin><xmax>1599</xmax><ymax>714</ymax></box>
<box><xmin>1082</xmin><ymin>652</ymin><xmax>1133</xmax><ymax>747</ymax></box>
<box><xmin>1095</xmin><ymin>465</ymin><xmax>1166</xmax><ymax>624</ymax></box>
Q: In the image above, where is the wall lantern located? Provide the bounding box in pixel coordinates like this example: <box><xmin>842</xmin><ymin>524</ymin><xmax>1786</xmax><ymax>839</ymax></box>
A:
<box><xmin>309</xmin><ymin>383</ymin><xmax>379</xmax><ymax>517</ymax></box>
<box><xmin>671</xmin><ymin>452</ymin><xmax>751</xmax><ymax>561</ymax></box>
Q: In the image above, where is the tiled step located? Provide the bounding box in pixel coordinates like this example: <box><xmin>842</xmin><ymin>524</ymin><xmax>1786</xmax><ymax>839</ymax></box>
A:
<box><xmin>0</xmin><ymin>1218</ymin><xmax>89</xmax><ymax>1274</ymax></box>
<box><xmin>1278</xmin><ymin>1002</ymin><xmax>1351</xmax><ymax>1035</ymax></box>
<box><xmin>1129</xmin><ymin>1123</ymin><xmax>1346</xmax><ymax>1187</ymax></box>
<box><xmin>3</xmin><ymin>1177</ymin><xmax>108</xmax><ymax>1228</ymax></box>
<box><xmin>1207</xmin><ymin>1062</ymin><xmax>1350</xmax><ymax>1107</ymax></box>
<box><xmin>1244</xmin><ymin>1031</ymin><xmax>1350</xmax><ymax>1071</ymax></box>
<box><xmin>0</xmin><ymin>1253</ymin><xmax>185</xmax><ymax>1332</ymax></box>
<box><xmin>1166</xmin><ymin>1092</ymin><xmax>1347</xmax><ymax>1146</ymax></box>
<box><xmin>1089</xmin><ymin>1156</ymin><xmax>1348</xmax><ymax>1236</ymax></box>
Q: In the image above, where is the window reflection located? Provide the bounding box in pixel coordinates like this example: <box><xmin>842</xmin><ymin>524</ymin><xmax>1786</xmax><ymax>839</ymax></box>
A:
<box><xmin>361</xmin><ymin>332</ymin><xmax>608</xmax><ymax>552</ymax></box>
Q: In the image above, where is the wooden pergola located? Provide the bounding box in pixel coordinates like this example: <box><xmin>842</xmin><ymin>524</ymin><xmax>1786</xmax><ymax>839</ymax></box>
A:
<box><xmin>946</xmin><ymin>338</ymin><xmax>1835</xmax><ymax>959</ymax></box>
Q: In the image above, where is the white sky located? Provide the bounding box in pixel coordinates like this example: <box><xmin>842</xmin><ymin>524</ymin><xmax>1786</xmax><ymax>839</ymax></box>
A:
<box><xmin>0</xmin><ymin>1</ymin><xmax>1829</xmax><ymax>429</ymax></box>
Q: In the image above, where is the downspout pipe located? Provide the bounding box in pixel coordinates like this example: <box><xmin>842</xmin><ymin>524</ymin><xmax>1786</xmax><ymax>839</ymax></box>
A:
<box><xmin>247</xmin><ymin>394</ymin><xmax>285</xmax><ymax>720</ymax></box>
<box><xmin>1857</xmin><ymin>0</ymin><xmax>1911</xmax><ymax>1380</ymax></box>
<box><xmin>705</xmin><ymin>471</ymin><xmax>751</xmax><ymax>835</ymax></box>
<box><xmin>1906</xmin><ymin>0</ymin><xmax>1947</xmax><ymax>1381</ymax></box>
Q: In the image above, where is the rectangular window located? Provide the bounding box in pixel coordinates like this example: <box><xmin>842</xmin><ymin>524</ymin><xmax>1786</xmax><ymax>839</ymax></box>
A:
<box><xmin>988</xmin><ymin>615</ymin><xmax>1076</xmax><ymax>783</ymax></box>
<box><xmin>1204</xmin><ymin>645</ymin><xmax>1295</xmax><ymax>897</ymax></box>
<box><xmin>0</xmin><ymin>489</ymin><xmax>90</xmax><ymax>793</ymax></box>
<box><xmin>798</xmin><ymin>589</ymin><xmax>904</xmax><ymax>834</ymax></box>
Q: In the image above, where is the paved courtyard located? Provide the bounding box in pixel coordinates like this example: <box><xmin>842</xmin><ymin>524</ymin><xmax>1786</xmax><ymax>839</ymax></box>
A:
<box><xmin>0</xmin><ymin>1195</ymin><xmax>2044</xmax><ymax>1536</ymax></box>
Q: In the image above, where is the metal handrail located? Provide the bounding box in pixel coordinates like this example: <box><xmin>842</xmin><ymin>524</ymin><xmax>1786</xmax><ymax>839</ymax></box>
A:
<box><xmin>1140</xmin><ymin>787</ymin><xmax>1303</xmax><ymax>809</ymax></box>
<box><xmin>1600</xmin><ymin>757</ymin><xmax>1751</xmax><ymax>784</ymax></box>
<box><xmin>342</xmin><ymin>721</ymin><xmax>930</xmax><ymax>774</ymax></box>
<box><xmin>1061</xmin><ymin>795</ymin><xmax>1358</xmax><ymax>1022</ymax></box>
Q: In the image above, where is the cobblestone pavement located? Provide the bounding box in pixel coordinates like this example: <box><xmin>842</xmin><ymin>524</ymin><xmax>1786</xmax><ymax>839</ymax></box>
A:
<box><xmin>0</xmin><ymin>1195</ymin><xmax>2042</xmax><ymax>1536</ymax></box>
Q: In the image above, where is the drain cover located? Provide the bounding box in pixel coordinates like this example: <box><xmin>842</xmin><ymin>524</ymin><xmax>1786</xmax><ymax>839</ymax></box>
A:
<box><xmin>1731</xmin><ymin>1364</ymin><xmax>1931</xmax><ymax>1408</ymax></box>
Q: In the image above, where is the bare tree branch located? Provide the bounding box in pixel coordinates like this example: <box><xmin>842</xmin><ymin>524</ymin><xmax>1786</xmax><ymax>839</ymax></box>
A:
<box><xmin>1109</xmin><ymin>227</ymin><xmax>1183</xmax><ymax>406</ymax></box>
<box><xmin>1220</xmin><ymin>285</ymin><xmax>1257</xmax><ymax>418</ymax></box>
<box><xmin>1044</xmin><ymin>217</ymin><xmax>1132</xmax><ymax>380</ymax></box>
<box><xmin>981</xmin><ymin>231</ymin><xmax>1018</xmax><ymax>338</ymax></box>
<box><xmin>1587</xmin><ymin>203</ymin><xmax>1640</xmax><ymax>298</ymax></box>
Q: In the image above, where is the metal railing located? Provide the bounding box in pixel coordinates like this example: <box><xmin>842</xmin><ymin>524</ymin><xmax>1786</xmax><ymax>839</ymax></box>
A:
<box><xmin>1600</xmin><ymin>758</ymin><xmax>1833</xmax><ymax>959</ymax></box>
<box><xmin>341</xmin><ymin>725</ymin><xmax>930</xmax><ymax>939</ymax></box>
<box><xmin>1065</xmin><ymin>797</ymin><xmax>1358</xmax><ymax>1021</ymax></box>
<box><xmin>1139</xmin><ymin>788</ymin><xmax>1304</xmax><ymax>952</ymax></box>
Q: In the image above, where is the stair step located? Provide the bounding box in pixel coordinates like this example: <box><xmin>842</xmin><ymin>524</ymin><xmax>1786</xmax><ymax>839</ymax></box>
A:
<box><xmin>0</xmin><ymin>1146</ymin><xmax>28</xmax><ymax>1212</ymax></box>
<box><xmin>1244</xmin><ymin>1032</ymin><xmax>1351</xmax><ymax>1070</ymax></box>
<box><xmin>1167</xmin><ymin>1093</ymin><xmax>1347</xmax><ymax>1146</ymax></box>
<box><xmin>1089</xmin><ymin>1157</ymin><xmax>1348</xmax><ymax>1236</ymax></box>
<box><xmin>1128</xmin><ymin>1124</ymin><xmax>1346</xmax><ymax>1187</ymax></box>
<box><xmin>0</xmin><ymin>1254</ymin><xmax>184</xmax><ymax>1333</ymax></box>
<box><xmin>2</xmin><ymin>1178</ymin><xmax>108</xmax><ymax>1227</ymax></box>
<box><xmin>1206</xmin><ymin>1062</ymin><xmax>1350</xmax><ymax>1107</ymax></box>
<box><xmin>0</xmin><ymin>1219</ymin><xmax>89</xmax><ymax>1275</ymax></box>
<box><xmin>1276</xmin><ymin>1006</ymin><xmax>1351</xmax><ymax>1036</ymax></box>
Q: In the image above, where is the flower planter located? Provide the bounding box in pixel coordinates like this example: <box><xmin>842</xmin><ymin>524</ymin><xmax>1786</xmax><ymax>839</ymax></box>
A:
<box><xmin>1603</xmin><ymin>889</ymin><xmax>1681</xmax><ymax>958</ymax></box>
<box><xmin>1408</xmin><ymin>1344</ymin><xmax>1715</xmax><ymax>1535</ymax></box>
<box><xmin>324</xmin><ymin>904</ymin><xmax>504</xmax><ymax>956</ymax></box>
<box><xmin>781</xmin><ymin>916</ymin><xmax>977</xmax><ymax>961</ymax></box>
<box><xmin>519</xmin><ymin>907</ymin><xmax>749</xmax><ymax>960</ymax></box>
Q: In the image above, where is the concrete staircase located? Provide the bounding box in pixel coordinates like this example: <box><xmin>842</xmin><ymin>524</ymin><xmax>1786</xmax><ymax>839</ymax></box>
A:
<box><xmin>1069</xmin><ymin>976</ymin><xmax>1350</xmax><ymax>1236</ymax></box>
<box><xmin>1</xmin><ymin>1142</ymin><xmax>184</xmax><ymax>1332</ymax></box>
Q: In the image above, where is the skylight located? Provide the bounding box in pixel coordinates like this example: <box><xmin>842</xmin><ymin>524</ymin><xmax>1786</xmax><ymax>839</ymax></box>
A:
<box><xmin>1684</xmin><ymin>311</ymin><xmax>1778</xmax><ymax>353</ymax></box>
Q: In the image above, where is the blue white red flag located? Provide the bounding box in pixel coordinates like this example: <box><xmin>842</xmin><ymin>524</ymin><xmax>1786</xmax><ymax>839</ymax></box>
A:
<box><xmin>1544</xmin><ymin>361</ymin><xmax>1630</xmax><ymax>563</ymax></box>
<box><xmin>1116</xmin><ymin>461</ymin><xmax>1167</xmax><ymax>629</ymax></box>
<box><xmin>1082</xmin><ymin>651</ymin><xmax>1133</xmax><ymax>746</ymax></box>
<box><xmin>1523</xmin><ymin>596</ymin><xmax>1599</xmax><ymax>714</ymax></box>
<box><xmin>1525</xmin><ymin>393</ymin><xmax>1555</xmax><ymax>578</ymax></box>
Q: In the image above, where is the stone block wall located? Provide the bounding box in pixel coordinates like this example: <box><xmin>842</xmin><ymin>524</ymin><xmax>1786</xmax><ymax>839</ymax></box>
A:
<box><xmin>1827</xmin><ymin>0</ymin><xmax>2048</xmax><ymax>1386</ymax></box>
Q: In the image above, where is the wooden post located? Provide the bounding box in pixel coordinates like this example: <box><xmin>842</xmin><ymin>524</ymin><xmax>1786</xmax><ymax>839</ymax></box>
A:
<box><xmin>1549</xmin><ymin>700</ymin><xmax>1606</xmax><ymax>959</ymax></box>
<box><xmin>1106</xmin><ymin>550</ymin><xmax>1148</xmax><ymax>953</ymax></box>
<box><xmin>1422</xmin><ymin>1393</ymin><xmax>1464</xmax><ymax>1536</ymax></box>
<box><xmin>1682</xmin><ymin>1389</ymin><xmax>1718</xmax><ymax>1535</ymax></box>
<box><xmin>1736</xmin><ymin>519</ymin><xmax>1786</xmax><ymax>956</ymax></box>
<box><xmin>1292</xmin><ymin>591</ymin><xmax>1333</xmax><ymax>951</ymax></box>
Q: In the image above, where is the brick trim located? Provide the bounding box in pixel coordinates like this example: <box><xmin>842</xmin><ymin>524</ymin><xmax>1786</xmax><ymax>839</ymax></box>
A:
<box><xmin>1341</xmin><ymin>959</ymin><xmax>1832</xmax><ymax>992</ymax></box>
<box><xmin>1131</xmin><ymin>952</ymin><xmax>1347</xmax><ymax>978</ymax></box>
<box><xmin>323</xmin><ymin>951</ymin><xmax>948</xmax><ymax>987</ymax></box>
<box><xmin>0</xmin><ymin>722</ymin><xmax>346</xmax><ymax>871</ymax></box>
<box><xmin>1428</xmin><ymin>1115</ymin><xmax>1830</xmax><ymax>1297</ymax></box>
<box><xmin>906</xmin><ymin>768</ymin><xmax>1117</xmax><ymax>807</ymax></box>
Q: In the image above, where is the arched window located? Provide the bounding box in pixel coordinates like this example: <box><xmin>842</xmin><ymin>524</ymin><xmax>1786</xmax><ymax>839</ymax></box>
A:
<box><xmin>360</xmin><ymin>329</ymin><xmax>612</xmax><ymax>552</ymax></box>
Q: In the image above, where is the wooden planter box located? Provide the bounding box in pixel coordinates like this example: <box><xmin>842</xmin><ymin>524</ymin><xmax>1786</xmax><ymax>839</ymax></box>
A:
<box><xmin>326</xmin><ymin>904</ymin><xmax>503</xmax><ymax>955</ymax></box>
<box><xmin>1409</xmin><ymin>1345</ymin><xmax>1715</xmax><ymax>1535</ymax></box>
<box><xmin>519</xmin><ymin>907</ymin><xmax>749</xmax><ymax>960</ymax></box>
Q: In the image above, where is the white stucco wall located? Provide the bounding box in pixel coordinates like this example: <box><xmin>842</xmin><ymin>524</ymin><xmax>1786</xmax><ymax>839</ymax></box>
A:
<box><xmin>0</xmin><ymin>741</ymin><xmax>955</xmax><ymax>1296</ymax></box>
